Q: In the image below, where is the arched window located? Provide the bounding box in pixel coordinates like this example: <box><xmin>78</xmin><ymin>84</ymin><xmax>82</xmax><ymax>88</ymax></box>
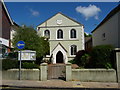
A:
<box><xmin>44</xmin><ymin>30</ymin><xmax>50</xmax><ymax>38</ymax></box>
<box><xmin>70</xmin><ymin>29</ymin><xmax>76</xmax><ymax>38</ymax></box>
<box><xmin>71</xmin><ymin>45</ymin><xmax>77</xmax><ymax>55</ymax></box>
<box><xmin>57</xmin><ymin>29</ymin><xmax>63</xmax><ymax>39</ymax></box>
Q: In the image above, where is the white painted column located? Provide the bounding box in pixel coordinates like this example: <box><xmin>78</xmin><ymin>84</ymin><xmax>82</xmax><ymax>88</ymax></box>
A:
<box><xmin>40</xmin><ymin>63</ymin><xmax>47</xmax><ymax>81</ymax></box>
<box><xmin>66</xmin><ymin>63</ymin><xmax>72</xmax><ymax>81</ymax></box>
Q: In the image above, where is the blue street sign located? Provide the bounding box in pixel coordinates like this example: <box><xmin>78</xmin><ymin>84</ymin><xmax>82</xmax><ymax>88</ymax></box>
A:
<box><xmin>16</xmin><ymin>41</ymin><xmax>25</xmax><ymax>49</ymax></box>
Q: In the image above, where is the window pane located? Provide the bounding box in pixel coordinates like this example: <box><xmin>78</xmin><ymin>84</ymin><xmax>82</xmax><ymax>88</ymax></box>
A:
<box><xmin>71</xmin><ymin>45</ymin><xmax>77</xmax><ymax>55</ymax></box>
<box><xmin>71</xmin><ymin>46</ymin><xmax>73</xmax><ymax>55</ymax></box>
<box><xmin>57</xmin><ymin>29</ymin><xmax>63</xmax><ymax>39</ymax></box>
<box><xmin>44</xmin><ymin>30</ymin><xmax>50</xmax><ymax>38</ymax></box>
<box><xmin>71</xmin><ymin>29</ymin><xmax>76</xmax><ymax>38</ymax></box>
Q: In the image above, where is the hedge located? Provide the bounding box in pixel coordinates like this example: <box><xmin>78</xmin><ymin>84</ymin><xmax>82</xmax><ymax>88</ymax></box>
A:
<box><xmin>2</xmin><ymin>59</ymin><xmax>18</xmax><ymax>70</ymax></box>
<box><xmin>22</xmin><ymin>62</ymin><xmax>39</xmax><ymax>69</ymax></box>
<box><xmin>89</xmin><ymin>45</ymin><xmax>114</xmax><ymax>69</ymax></box>
<box><xmin>2</xmin><ymin>59</ymin><xmax>39</xmax><ymax>70</ymax></box>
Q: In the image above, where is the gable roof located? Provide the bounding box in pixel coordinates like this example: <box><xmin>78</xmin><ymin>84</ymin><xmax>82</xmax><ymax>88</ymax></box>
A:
<box><xmin>13</xmin><ymin>22</ymin><xmax>19</xmax><ymax>27</ymax></box>
<box><xmin>37</xmin><ymin>12</ymin><xmax>83</xmax><ymax>27</ymax></box>
<box><xmin>51</xmin><ymin>42</ymin><xmax>67</xmax><ymax>53</ymax></box>
<box><xmin>1</xmin><ymin>0</ymin><xmax>13</xmax><ymax>25</ymax></box>
<box><xmin>91</xmin><ymin>4</ymin><xmax>120</xmax><ymax>33</ymax></box>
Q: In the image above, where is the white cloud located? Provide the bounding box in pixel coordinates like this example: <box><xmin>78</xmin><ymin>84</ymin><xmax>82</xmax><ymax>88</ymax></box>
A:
<box><xmin>76</xmin><ymin>4</ymin><xmax>101</xmax><ymax>20</ymax></box>
<box><xmin>95</xmin><ymin>16</ymin><xmax>99</xmax><ymax>20</ymax></box>
<box><xmin>30</xmin><ymin>9</ymin><xmax>40</xmax><ymax>17</ymax></box>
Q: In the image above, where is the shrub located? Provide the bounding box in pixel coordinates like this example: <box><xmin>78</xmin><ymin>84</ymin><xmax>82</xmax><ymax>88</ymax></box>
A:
<box><xmin>7</xmin><ymin>52</ymin><xmax>18</xmax><ymax>60</ymax></box>
<box><xmin>81</xmin><ymin>54</ymin><xmax>90</xmax><ymax>67</ymax></box>
<box><xmin>2</xmin><ymin>59</ymin><xmax>18</xmax><ymax>70</ymax></box>
<box><xmin>68</xmin><ymin>59</ymin><xmax>76</xmax><ymax>64</ymax></box>
<box><xmin>74</xmin><ymin>50</ymin><xmax>87</xmax><ymax>66</ymax></box>
<box><xmin>90</xmin><ymin>45</ymin><xmax>114</xmax><ymax>69</ymax></box>
<box><xmin>35</xmin><ymin>57</ymin><xmax>43</xmax><ymax>65</ymax></box>
<box><xmin>22</xmin><ymin>62</ymin><xmax>39</xmax><ymax>69</ymax></box>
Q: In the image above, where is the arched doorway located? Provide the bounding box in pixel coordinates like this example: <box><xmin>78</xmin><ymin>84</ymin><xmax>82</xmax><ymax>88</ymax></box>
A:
<box><xmin>56</xmin><ymin>51</ymin><xmax>63</xmax><ymax>63</ymax></box>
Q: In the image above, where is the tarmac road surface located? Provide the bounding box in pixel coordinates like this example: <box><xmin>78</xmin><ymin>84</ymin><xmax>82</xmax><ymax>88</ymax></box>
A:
<box><xmin>1</xmin><ymin>87</ymin><xmax>120</xmax><ymax>90</ymax></box>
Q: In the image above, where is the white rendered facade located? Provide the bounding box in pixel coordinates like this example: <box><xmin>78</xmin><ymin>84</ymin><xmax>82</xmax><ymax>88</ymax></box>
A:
<box><xmin>37</xmin><ymin>13</ymin><xmax>84</xmax><ymax>64</ymax></box>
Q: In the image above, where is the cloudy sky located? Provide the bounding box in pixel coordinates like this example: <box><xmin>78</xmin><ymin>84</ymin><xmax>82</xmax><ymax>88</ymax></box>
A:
<box><xmin>5</xmin><ymin>2</ymin><xmax>118</xmax><ymax>34</ymax></box>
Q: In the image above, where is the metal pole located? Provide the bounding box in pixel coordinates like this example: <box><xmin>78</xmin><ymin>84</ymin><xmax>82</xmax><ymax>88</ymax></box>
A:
<box><xmin>19</xmin><ymin>50</ymin><xmax>21</xmax><ymax>80</ymax></box>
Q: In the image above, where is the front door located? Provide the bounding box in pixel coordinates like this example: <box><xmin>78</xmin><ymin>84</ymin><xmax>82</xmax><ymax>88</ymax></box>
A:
<box><xmin>56</xmin><ymin>51</ymin><xmax>63</xmax><ymax>63</ymax></box>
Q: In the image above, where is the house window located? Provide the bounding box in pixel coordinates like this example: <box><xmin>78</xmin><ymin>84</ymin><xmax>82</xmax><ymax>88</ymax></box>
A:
<box><xmin>70</xmin><ymin>29</ymin><xmax>76</xmax><ymax>38</ymax></box>
<box><xmin>71</xmin><ymin>45</ymin><xmax>77</xmax><ymax>55</ymax></box>
<box><xmin>57</xmin><ymin>29</ymin><xmax>63</xmax><ymax>39</ymax></box>
<box><xmin>102</xmin><ymin>33</ymin><xmax>106</xmax><ymax>40</ymax></box>
<box><xmin>44</xmin><ymin>30</ymin><xmax>50</xmax><ymax>38</ymax></box>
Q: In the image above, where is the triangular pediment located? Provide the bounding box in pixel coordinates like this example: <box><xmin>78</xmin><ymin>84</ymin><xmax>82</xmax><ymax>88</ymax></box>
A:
<box><xmin>51</xmin><ymin>42</ymin><xmax>67</xmax><ymax>53</ymax></box>
<box><xmin>37</xmin><ymin>12</ymin><xmax>83</xmax><ymax>27</ymax></box>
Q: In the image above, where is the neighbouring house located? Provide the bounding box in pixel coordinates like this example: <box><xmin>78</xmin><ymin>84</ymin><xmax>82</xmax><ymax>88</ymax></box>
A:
<box><xmin>85</xmin><ymin>37</ymin><xmax>92</xmax><ymax>51</ymax></box>
<box><xmin>0</xmin><ymin>0</ymin><xmax>18</xmax><ymax>58</ymax></box>
<box><xmin>37</xmin><ymin>12</ymin><xmax>84</xmax><ymax>64</ymax></box>
<box><xmin>92</xmin><ymin>4</ymin><xmax>120</xmax><ymax>48</ymax></box>
<box><xmin>10</xmin><ymin>22</ymin><xmax>19</xmax><ymax>49</ymax></box>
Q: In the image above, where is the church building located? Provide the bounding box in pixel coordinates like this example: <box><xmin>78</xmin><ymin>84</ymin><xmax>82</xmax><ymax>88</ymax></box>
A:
<box><xmin>37</xmin><ymin>12</ymin><xmax>84</xmax><ymax>64</ymax></box>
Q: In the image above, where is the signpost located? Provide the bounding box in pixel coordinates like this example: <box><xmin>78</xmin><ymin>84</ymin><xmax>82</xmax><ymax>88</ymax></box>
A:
<box><xmin>16</xmin><ymin>41</ymin><xmax>25</xmax><ymax>80</ymax></box>
<box><xmin>16</xmin><ymin>41</ymin><xmax>36</xmax><ymax>80</ymax></box>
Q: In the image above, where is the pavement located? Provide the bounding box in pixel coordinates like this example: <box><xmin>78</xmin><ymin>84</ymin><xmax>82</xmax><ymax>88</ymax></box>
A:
<box><xmin>1</xmin><ymin>80</ymin><xmax>120</xmax><ymax>89</ymax></box>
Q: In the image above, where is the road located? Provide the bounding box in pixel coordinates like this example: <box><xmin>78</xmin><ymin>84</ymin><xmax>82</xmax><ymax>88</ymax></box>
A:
<box><xmin>1</xmin><ymin>86</ymin><xmax>120</xmax><ymax>90</ymax></box>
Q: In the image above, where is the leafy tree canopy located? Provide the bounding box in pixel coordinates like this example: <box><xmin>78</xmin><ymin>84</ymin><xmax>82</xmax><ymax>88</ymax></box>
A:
<box><xmin>12</xmin><ymin>25</ymin><xmax>49</xmax><ymax>58</ymax></box>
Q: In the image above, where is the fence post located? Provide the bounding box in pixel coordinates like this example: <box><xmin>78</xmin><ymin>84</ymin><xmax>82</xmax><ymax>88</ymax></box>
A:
<box><xmin>66</xmin><ymin>63</ymin><xmax>72</xmax><ymax>81</ymax></box>
<box><xmin>40</xmin><ymin>63</ymin><xmax>47</xmax><ymax>81</ymax></box>
<box><xmin>115</xmin><ymin>48</ymin><xmax>120</xmax><ymax>83</ymax></box>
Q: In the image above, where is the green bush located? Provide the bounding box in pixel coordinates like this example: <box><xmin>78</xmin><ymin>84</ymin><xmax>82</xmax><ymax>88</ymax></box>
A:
<box><xmin>81</xmin><ymin>54</ymin><xmax>90</xmax><ymax>68</ymax></box>
<box><xmin>90</xmin><ymin>45</ymin><xmax>114</xmax><ymax>69</ymax></box>
<box><xmin>2</xmin><ymin>59</ymin><xmax>18</xmax><ymax>70</ymax></box>
<box><xmin>74</xmin><ymin>50</ymin><xmax>86</xmax><ymax>66</ymax></box>
<box><xmin>22</xmin><ymin>62</ymin><xmax>39</xmax><ymax>69</ymax></box>
<box><xmin>68</xmin><ymin>59</ymin><xmax>76</xmax><ymax>64</ymax></box>
<box><xmin>69</xmin><ymin>50</ymin><xmax>89</xmax><ymax>67</ymax></box>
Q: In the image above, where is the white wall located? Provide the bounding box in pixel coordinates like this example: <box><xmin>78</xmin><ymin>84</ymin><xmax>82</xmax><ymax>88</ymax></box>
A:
<box><xmin>2</xmin><ymin>69</ymin><xmax>40</xmax><ymax>80</ymax></box>
<box><xmin>72</xmin><ymin>69</ymin><xmax>117</xmax><ymax>82</ymax></box>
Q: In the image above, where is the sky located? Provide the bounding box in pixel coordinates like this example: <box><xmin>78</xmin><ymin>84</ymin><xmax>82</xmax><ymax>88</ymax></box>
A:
<box><xmin>5</xmin><ymin>2</ymin><xmax>119</xmax><ymax>34</ymax></box>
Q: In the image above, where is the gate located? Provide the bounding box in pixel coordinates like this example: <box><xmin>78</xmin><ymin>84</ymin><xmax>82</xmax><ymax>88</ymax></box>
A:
<box><xmin>48</xmin><ymin>64</ymin><xmax>66</xmax><ymax>80</ymax></box>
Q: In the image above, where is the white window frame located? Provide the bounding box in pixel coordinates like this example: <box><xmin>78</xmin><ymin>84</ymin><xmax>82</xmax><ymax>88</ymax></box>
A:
<box><xmin>44</xmin><ymin>30</ymin><xmax>50</xmax><ymax>38</ymax></box>
<box><xmin>56</xmin><ymin>29</ymin><xmax>64</xmax><ymax>40</ymax></box>
<box><xmin>69</xmin><ymin>45</ymin><xmax>77</xmax><ymax>56</ymax></box>
<box><xmin>69</xmin><ymin>28</ymin><xmax>78</xmax><ymax>40</ymax></box>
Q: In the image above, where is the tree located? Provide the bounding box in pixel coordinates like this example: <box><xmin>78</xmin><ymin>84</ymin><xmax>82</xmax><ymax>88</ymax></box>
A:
<box><xmin>84</xmin><ymin>33</ymin><xmax>92</xmax><ymax>37</ymax></box>
<box><xmin>12</xmin><ymin>26</ymin><xmax>49</xmax><ymax>60</ymax></box>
